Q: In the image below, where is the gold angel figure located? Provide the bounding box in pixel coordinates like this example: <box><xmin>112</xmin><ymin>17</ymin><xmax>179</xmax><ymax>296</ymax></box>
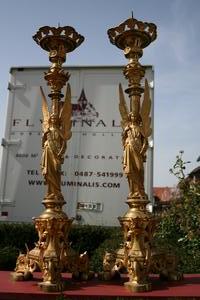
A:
<box><xmin>40</xmin><ymin>84</ymin><xmax>72</xmax><ymax>200</ymax></box>
<box><xmin>119</xmin><ymin>79</ymin><xmax>152</xmax><ymax>199</ymax></box>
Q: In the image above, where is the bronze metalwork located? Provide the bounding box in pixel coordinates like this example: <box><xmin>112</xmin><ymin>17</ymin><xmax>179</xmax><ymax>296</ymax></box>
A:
<box><xmin>106</xmin><ymin>15</ymin><xmax>157</xmax><ymax>292</ymax></box>
<box><xmin>11</xmin><ymin>26</ymin><xmax>90</xmax><ymax>292</ymax></box>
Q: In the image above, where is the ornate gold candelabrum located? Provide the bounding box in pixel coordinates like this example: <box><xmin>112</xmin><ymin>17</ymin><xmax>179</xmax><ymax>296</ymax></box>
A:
<box><xmin>106</xmin><ymin>16</ymin><xmax>157</xmax><ymax>292</ymax></box>
<box><xmin>12</xmin><ymin>26</ymin><xmax>88</xmax><ymax>292</ymax></box>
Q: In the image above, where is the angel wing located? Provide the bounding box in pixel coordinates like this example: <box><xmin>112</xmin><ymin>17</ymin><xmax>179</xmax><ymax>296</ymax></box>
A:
<box><xmin>119</xmin><ymin>83</ymin><xmax>129</xmax><ymax>128</ymax></box>
<box><xmin>140</xmin><ymin>79</ymin><xmax>152</xmax><ymax>138</ymax></box>
<box><xmin>40</xmin><ymin>86</ymin><xmax>49</xmax><ymax>133</ymax></box>
<box><xmin>59</xmin><ymin>83</ymin><xmax>72</xmax><ymax>140</ymax></box>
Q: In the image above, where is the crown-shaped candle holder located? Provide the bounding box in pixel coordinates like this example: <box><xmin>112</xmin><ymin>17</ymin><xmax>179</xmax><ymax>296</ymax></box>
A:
<box><xmin>33</xmin><ymin>26</ymin><xmax>84</xmax><ymax>53</ymax></box>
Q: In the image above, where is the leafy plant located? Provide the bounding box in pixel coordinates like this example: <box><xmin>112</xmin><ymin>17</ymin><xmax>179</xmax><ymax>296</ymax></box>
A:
<box><xmin>155</xmin><ymin>151</ymin><xmax>200</xmax><ymax>273</ymax></box>
<box><xmin>0</xmin><ymin>223</ymin><xmax>121</xmax><ymax>271</ymax></box>
<box><xmin>90</xmin><ymin>229</ymin><xmax>122</xmax><ymax>272</ymax></box>
<box><xmin>0</xmin><ymin>246</ymin><xmax>19</xmax><ymax>270</ymax></box>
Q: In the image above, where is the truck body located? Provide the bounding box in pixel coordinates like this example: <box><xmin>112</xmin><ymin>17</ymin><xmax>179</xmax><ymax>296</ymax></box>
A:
<box><xmin>0</xmin><ymin>66</ymin><xmax>154</xmax><ymax>225</ymax></box>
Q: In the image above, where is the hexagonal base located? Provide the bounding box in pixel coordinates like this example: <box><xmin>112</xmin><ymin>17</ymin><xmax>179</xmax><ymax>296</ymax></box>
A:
<box><xmin>11</xmin><ymin>271</ymin><xmax>33</xmax><ymax>281</ymax></box>
<box><xmin>124</xmin><ymin>281</ymin><xmax>152</xmax><ymax>293</ymax></box>
<box><xmin>38</xmin><ymin>280</ymin><xmax>67</xmax><ymax>292</ymax></box>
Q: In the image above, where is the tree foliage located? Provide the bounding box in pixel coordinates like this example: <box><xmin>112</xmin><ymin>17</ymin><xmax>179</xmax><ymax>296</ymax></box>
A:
<box><xmin>155</xmin><ymin>151</ymin><xmax>200</xmax><ymax>273</ymax></box>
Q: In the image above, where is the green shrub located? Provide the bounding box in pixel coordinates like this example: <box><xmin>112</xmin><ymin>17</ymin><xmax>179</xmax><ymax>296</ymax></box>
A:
<box><xmin>154</xmin><ymin>151</ymin><xmax>200</xmax><ymax>273</ymax></box>
<box><xmin>0</xmin><ymin>222</ymin><xmax>37</xmax><ymax>250</ymax></box>
<box><xmin>0</xmin><ymin>246</ymin><xmax>19</xmax><ymax>270</ymax></box>
<box><xmin>90</xmin><ymin>230</ymin><xmax>122</xmax><ymax>272</ymax></box>
<box><xmin>0</xmin><ymin>223</ymin><xmax>121</xmax><ymax>271</ymax></box>
<box><xmin>69</xmin><ymin>225</ymin><xmax>118</xmax><ymax>256</ymax></box>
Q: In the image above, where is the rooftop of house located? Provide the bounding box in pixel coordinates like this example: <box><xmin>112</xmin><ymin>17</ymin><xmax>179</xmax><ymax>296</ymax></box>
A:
<box><xmin>188</xmin><ymin>166</ymin><xmax>200</xmax><ymax>180</ymax></box>
<box><xmin>153</xmin><ymin>187</ymin><xmax>177</xmax><ymax>202</ymax></box>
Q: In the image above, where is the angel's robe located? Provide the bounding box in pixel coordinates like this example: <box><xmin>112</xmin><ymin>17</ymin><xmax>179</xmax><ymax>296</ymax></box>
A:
<box><xmin>41</xmin><ymin>124</ymin><xmax>66</xmax><ymax>198</ymax></box>
<box><xmin>123</xmin><ymin>123</ymin><xmax>145</xmax><ymax>197</ymax></box>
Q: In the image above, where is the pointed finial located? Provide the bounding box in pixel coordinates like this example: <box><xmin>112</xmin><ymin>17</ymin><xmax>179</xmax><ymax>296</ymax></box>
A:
<box><xmin>131</xmin><ymin>11</ymin><xmax>134</xmax><ymax>19</ymax></box>
<box><xmin>58</xmin><ymin>22</ymin><xmax>60</xmax><ymax>28</ymax></box>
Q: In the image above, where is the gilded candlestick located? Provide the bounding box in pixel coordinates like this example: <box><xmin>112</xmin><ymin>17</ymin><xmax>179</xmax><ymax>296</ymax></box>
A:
<box><xmin>12</xmin><ymin>26</ymin><xmax>89</xmax><ymax>292</ymax></box>
<box><xmin>106</xmin><ymin>15</ymin><xmax>157</xmax><ymax>292</ymax></box>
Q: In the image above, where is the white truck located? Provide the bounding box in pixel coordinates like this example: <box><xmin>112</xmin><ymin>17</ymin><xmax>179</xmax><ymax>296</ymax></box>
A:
<box><xmin>0</xmin><ymin>66</ymin><xmax>154</xmax><ymax>226</ymax></box>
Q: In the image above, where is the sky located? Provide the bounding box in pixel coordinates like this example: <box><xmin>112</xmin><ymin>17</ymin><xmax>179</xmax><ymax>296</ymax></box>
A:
<box><xmin>0</xmin><ymin>0</ymin><xmax>200</xmax><ymax>187</ymax></box>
